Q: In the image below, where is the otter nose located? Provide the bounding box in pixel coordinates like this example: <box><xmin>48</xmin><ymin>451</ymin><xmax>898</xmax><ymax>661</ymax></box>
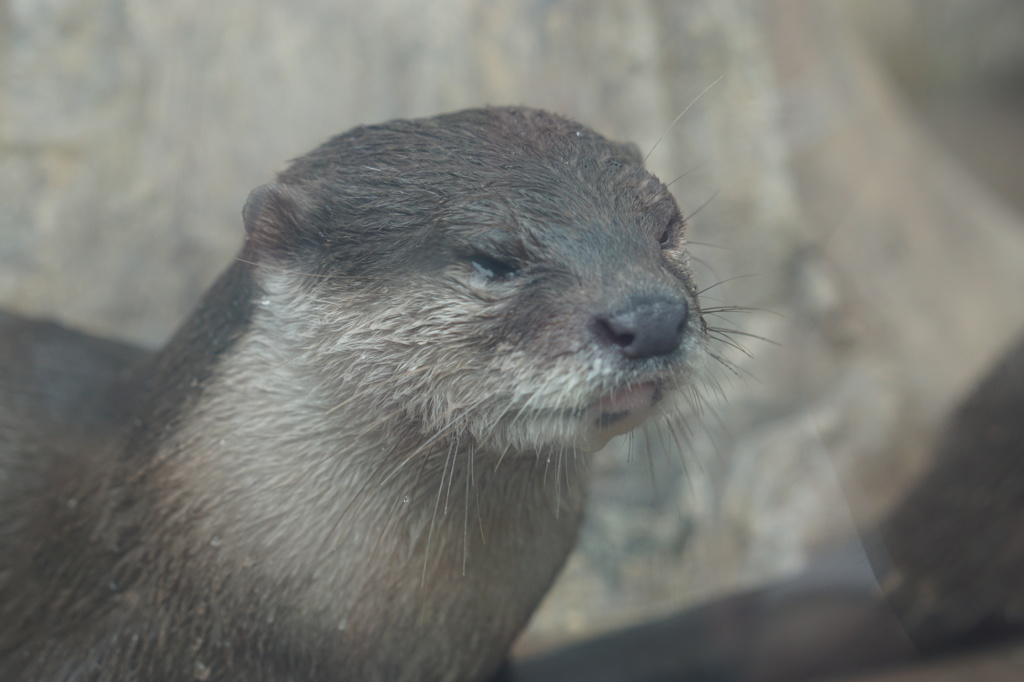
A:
<box><xmin>591</xmin><ymin>296</ymin><xmax>689</xmax><ymax>359</ymax></box>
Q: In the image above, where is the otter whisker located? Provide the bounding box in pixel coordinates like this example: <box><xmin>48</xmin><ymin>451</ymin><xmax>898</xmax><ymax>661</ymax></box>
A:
<box><xmin>706</xmin><ymin>350</ymin><xmax>759</xmax><ymax>385</ymax></box>
<box><xmin>686</xmin><ymin>239</ymin><xmax>732</xmax><ymax>250</ymax></box>
<box><xmin>375</xmin><ymin>405</ymin><xmax>477</xmax><ymax>489</ymax></box>
<box><xmin>542</xmin><ymin>448</ymin><xmax>553</xmax><ymax>489</ymax></box>
<box><xmin>644</xmin><ymin>74</ymin><xmax>724</xmax><ymax>162</ymax></box>
<box><xmin>696</xmin><ymin>274</ymin><xmax>760</xmax><ymax>296</ymax></box>
<box><xmin>462</xmin><ymin>444</ymin><xmax>472</xmax><ymax>575</ymax></box>
<box><xmin>493</xmin><ymin>438</ymin><xmax>519</xmax><ymax>475</ymax></box>
<box><xmin>698</xmin><ymin>365</ymin><xmax>731</xmax><ymax>404</ymax></box>
<box><xmin>664</xmin><ymin>419</ymin><xmax>699</xmax><ymax>500</ymax></box>
<box><xmin>685</xmin><ymin>189</ymin><xmax>721</xmax><ymax>222</ymax></box>
<box><xmin>690</xmin><ymin>381</ymin><xmax>712</xmax><ymax>417</ymax></box>
<box><xmin>443</xmin><ymin>439</ymin><xmax>460</xmax><ymax>517</ymax></box>
<box><xmin>422</xmin><ymin>435</ymin><xmax>460</xmax><ymax>586</ymax></box>
<box><xmin>701</xmin><ymin>304</ymin><xmax>770</xmax><ymax>315</ymax></box>
<box><xmin>688</xmin><ymin>253</ymin><xmax>721</xmax><ymax>277</ymax></box>
<box><xmin>570</xmin><ymin>440</ymin><xmax>582</xmax><ymax>485</ymax></box>
<box><xmin>706</xmin><ymin>350</ymin><xmax>741</xmax><ymax>376</ymax></box>
<box><xmin>707</xmin><ymin>329</ymin><xmax>755</xmax><ymax>357</ymax></box>
<box><xmin>666</xmin><ymin>165</ymin><xmax>703</xmax><ymax>189</ymax></box>
<box><xmin>470</xmin><ymin>443</ymin><xmax>487</xmax><ymax>546</ymax></box>
<box><xmin>643</xmin><ymin>425</ymin><xmax>661</xmax><ymax>503</ymax></box>
<box><xmin>554</xmin><ymin>444</ymin><xmax>564</xmax><ymax>517</ymax></box>
<box><xmin>709</xmin><ymin>326</ymin><xmax>777</xmax><ymax>345</ymax></box>
<box><xmin>477</xmin><ymin>392</ymin><xmax>526</xmax><ymax>443</ymax></box>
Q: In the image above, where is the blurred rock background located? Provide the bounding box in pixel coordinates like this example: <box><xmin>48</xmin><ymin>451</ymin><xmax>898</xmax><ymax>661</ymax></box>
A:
<box><xmin>2</xmin><ymin>0</ymin><xmax>1023</xmax><ymax>659</ymax></box>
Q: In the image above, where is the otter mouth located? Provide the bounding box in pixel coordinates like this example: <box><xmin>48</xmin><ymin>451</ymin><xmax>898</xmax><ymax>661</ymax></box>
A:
<box><xmin>576</xmin><ymin>381</ymin><xmax>664</xmax><ymax>450</ymax></box>
<box><xmin>513</xmin><ymin>379</ymin><xmax>671</xmax><ymax>452</ymax></box>
<box><xmin>593</xmin><ymin>381</ymin><xmax>661</xmax><ymax>428</ymax></box>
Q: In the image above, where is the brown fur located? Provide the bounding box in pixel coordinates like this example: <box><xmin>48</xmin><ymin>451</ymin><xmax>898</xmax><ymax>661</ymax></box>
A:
<box><xmin>0</xmin><ymin>107</ymin><xmax>708</xmax><ymax>681</ymax></box>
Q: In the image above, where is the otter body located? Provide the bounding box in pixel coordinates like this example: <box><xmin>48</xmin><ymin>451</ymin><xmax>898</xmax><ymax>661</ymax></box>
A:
<box><xmin>0</xmin><ymin>108</ymin><xmax>708</xmax><ymax>681</ymax></box>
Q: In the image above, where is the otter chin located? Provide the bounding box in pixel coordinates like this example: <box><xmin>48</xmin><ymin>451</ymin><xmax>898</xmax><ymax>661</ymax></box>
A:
<box><xmin>579</xmin><ymin>382</ymin><xmax>663</xmax><ymax>451</ymax></box>
<box><xmin>0</xmin><ymin>107</ymin><xmax>709</xmax><ymax>682</ymax></box>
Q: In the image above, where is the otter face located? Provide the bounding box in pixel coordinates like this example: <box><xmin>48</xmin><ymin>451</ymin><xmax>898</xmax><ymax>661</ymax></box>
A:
<box><xmin>243</xmin><ymin>107</ymin><xmax>708</xmax><ymax>456</ymax></box>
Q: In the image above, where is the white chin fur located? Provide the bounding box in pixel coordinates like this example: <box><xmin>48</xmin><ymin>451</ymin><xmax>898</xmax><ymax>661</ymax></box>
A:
<box><xmin>485</xmin><ymin>382</ymin><xmax>660</xmax><ymax>454</ymax></box>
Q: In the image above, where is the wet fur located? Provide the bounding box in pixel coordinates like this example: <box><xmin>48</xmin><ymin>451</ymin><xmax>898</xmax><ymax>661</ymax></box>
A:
<box><xmin>0</xmin><ymin>107</ymin><xmax>709</xmax><ymax>681</ymax></box>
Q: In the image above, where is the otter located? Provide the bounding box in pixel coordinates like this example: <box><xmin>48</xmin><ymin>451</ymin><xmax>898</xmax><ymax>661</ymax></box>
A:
<box><xmin>0</xmin><ymin>107</ymin><xmax>709</xmax><ymax>682</ymax></box>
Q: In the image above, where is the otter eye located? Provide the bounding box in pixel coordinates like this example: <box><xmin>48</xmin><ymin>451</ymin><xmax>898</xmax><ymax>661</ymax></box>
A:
<box><xmin>658</xmin><ymin>224</ymin><xmax>674</xmax><ymax>248</ymax></box>
<box><xmin>469</xmin><ymin>254</ymin><xmax>519</xmax><ymax>283</ymax></box>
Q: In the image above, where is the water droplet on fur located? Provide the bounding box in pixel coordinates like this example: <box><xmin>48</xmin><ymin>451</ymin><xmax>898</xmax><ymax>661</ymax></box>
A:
<box><xmin>337</xmin><ymin>619</ymin><xmax>348</xmax><ymax>631</ymax></box>
<box><xmin>402</xmin><ymin>495</ymin><xmax>411</xmax><ymax>504</ymax></box>
<box><xmin>194</xmin><ymin>661</ymin><xmax>211</xmax><ymax>680</ymax></box>
<box><xmin>209</xmin><ymin>536</ymin><xmax>223</xmax><ymax>548</ymax></box>
<box><xmin>259</xmin><ymin>298</ymin><xmax>270</xmax><ymax>306</ymax></box>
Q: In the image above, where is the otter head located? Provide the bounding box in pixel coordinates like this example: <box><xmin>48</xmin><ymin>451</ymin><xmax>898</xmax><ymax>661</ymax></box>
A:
<box><xmin>241</xmin><ymin>107</ymin><xmax>707</xmax><ymax>457</ymax></box>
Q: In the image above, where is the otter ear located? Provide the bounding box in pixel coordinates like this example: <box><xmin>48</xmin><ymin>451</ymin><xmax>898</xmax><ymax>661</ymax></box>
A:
<box><xmin>242</xmin><ymin>183</ymin><xmax>312</xmax><ymax>255</ymax></box>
